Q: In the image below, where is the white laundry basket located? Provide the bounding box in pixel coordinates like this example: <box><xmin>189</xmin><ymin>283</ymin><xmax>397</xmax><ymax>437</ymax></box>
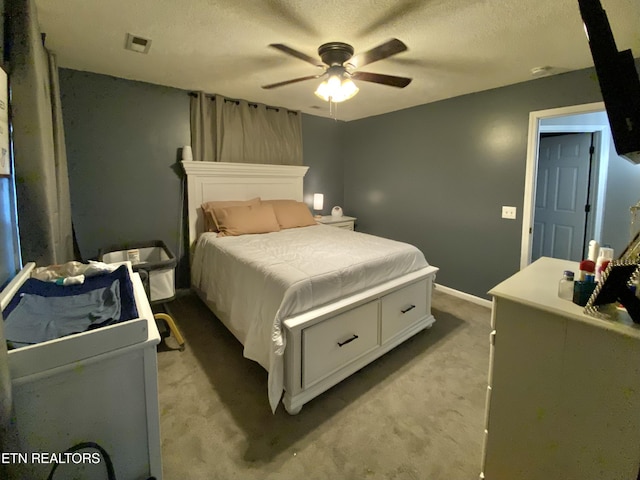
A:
<box><xmin>99</xmin><ymin>240</ymin><xmax>176</xmax><ymax>303</ymax></box>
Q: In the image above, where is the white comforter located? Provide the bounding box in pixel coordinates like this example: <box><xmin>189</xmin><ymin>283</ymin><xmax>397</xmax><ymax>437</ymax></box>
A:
<box><xmin>191</xmin><ymin>224</ymin><xmax>429</xmax><ymax>412</ymax></box>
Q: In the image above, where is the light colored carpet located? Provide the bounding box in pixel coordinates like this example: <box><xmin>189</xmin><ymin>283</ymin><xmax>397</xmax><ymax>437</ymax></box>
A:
<box><xmin>157</xmin><ymin>288</ymin><xmax>491</xmax><ymax>480</ymax></box>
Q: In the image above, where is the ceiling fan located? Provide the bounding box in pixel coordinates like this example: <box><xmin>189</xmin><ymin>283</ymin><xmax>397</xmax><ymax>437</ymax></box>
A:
<box><xmin>261</xmin><ymin>38</ymin><xmax>412</xmax><ymax>103</ymax></box>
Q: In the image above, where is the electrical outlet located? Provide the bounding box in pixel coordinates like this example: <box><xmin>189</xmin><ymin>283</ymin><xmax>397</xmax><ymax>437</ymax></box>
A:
<box><xmin>502</xmin><ymin>206</ymin><xmax>517</xmax><ymax>219</ymax></box>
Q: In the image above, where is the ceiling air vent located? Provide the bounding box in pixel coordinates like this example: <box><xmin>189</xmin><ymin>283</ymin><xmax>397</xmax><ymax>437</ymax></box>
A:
<box><xmin>125</xmin><ymin>33</ymin><xmax>152</xmax><ymax>54</ymax></box>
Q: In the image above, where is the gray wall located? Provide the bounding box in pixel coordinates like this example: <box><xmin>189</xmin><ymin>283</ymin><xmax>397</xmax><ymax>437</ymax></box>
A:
<box><xmin>58</xmin><ymin>61</ymin><xmax>640</xmax><ymax>298</ymax></box>
<box><xmin>602</xmin><ymin>141</ymin><xmax>640</xmax><ymax>254</ymax></box>
<box><xmin>59</xmin><ymin>69</ymin><xmax>191</xmax><ymax>286</ymax></box>
<box><xmin>58</xmin><ymin>69</ymin><xmax>342</xmax><ymax>287</ymax></box>
<box><xmin>301</xmin><ymin>115</ymin><xmax>344</xmax><ymax>214</ymax></box>
<box><xmin>342</xmin><ymin>67</ymin><xmax>616</xmax><ymax>298</ymax></box>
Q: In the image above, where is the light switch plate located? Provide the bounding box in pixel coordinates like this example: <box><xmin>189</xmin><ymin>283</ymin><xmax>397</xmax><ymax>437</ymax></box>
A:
<box><xmin>502</xmin><ymin>206</ymin><xmax>517</xmax><ymax>219</ymax></box>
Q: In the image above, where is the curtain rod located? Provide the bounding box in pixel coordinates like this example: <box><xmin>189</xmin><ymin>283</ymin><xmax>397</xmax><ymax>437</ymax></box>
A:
<box><xmin>188</xmin><ymin>92</ymin><xmax>298</xmax><ymax>115</ymax></box>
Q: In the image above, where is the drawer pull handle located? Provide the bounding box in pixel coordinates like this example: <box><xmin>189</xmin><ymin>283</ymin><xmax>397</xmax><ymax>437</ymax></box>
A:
<box><xmin>337</xmin><ymin>334</ymin><xmax>359</xmax><ymax>347</ymax></box>
<box><xmin>401</xmin><ymin>304</ymin><xmax>416</xmax><ymax>314</ymax></box>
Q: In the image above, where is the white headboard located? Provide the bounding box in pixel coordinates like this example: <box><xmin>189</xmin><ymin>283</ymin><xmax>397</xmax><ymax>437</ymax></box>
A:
<box><xmin>181</xmin><ymin>161</ymin><xmax>310</xmax><ymax>250</ymax></box>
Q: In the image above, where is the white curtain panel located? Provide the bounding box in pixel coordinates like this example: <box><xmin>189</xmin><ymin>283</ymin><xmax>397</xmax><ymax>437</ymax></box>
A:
<box><xmin>190</xmin><ymin>92</ymin><xmax>303</xmax><ymax>165</ymax></box>
<box><xmin>8</xmin><ymin>0</ymin><xmax>74</xmax><ymax>266</ymax></box>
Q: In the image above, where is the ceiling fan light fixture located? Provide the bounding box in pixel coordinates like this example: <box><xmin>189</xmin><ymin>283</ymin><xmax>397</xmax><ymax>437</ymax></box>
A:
<box><xmin>314</xmin><ymin>74</ymin><xmax>359</xmax><ymax>103</ymax></box>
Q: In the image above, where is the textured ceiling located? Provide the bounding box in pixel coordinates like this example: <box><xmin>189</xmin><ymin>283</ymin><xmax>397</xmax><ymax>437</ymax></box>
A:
<box><xmin>34</xmin><ymin>0</ymin><xmax>640</xmax><ymax>121</ymax></box>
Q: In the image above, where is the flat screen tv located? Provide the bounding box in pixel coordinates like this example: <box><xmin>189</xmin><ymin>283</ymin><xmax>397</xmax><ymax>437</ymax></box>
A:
<box><xmin>578</xmin><ymin>0</ymin><xmax>640</xmax><ymax>164</ymax></box>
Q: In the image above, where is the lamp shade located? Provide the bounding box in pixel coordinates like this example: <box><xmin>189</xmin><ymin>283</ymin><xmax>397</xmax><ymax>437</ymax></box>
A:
<box><xmin>313</xmin><ymin>193</ymin><xmax>324</xmax><ymax>211</ymax></box>
<box><xmin>182</xmin><ymin>145</ymin><xmax>193</xmax><ymax>161</ymax></box>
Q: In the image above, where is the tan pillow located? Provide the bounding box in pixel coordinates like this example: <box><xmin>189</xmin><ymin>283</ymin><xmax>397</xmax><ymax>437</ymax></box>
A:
<box><xmin>216</xmin><ymin>203</ymin><xmax>281</xmax><ymax>237</ymax></box>
<box><xmin>201</xmin><ymin>197</ymin><xmax>261</xmax><ymax>232</ymax></box>
<box><xmin>262</xmin><ymin>199</ymin><xmax>317</xmax><ymax>229</ymax></box>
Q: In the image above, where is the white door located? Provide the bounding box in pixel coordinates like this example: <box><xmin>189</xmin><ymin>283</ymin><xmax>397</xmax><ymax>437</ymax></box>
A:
<box><xmin>532</xmin><ymin>133</ymin><xmax>593</xmax><ymax>262</ymax></box>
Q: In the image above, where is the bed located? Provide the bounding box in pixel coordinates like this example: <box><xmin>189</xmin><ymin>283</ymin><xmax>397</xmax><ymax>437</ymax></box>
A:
<box><xmin>183</xmin><ymin>160</ymin><xmax>439</xmax><ymax>414</ymax></box>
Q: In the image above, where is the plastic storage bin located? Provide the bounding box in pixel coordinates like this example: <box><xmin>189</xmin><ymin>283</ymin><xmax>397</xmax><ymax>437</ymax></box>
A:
<box><xmin>99</xmin><ymin>240</ymin><xmax>176</xmax><ymax>303</ymax></box>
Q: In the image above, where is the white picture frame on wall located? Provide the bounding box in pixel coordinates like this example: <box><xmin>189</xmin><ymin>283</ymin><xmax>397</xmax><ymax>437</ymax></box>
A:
<box><xmin>0</xmin><ymin>66</ymin><xmax>8</xmax><ymax>177</ymax></box>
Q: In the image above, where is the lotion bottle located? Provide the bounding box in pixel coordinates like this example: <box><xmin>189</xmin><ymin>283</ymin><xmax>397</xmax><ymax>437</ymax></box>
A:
<box><xmin>588</xmin><ymin>240</ymin><xmax>600</xmax><ymax>262</ymax></box>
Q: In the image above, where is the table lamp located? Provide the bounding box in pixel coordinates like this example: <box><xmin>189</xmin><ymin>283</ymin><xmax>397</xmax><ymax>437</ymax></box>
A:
<box><xmin>313</xmin><ymin>193</ymin><xmax>324</xmax><ymax>218</ymax></box>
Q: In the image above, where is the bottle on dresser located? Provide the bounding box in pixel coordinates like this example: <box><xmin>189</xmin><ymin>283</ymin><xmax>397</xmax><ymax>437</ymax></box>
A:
<box><xmin>570</xmin><ymin>239</ymin><xmax>599</xmax><ymax>306</ymax></box>
<box><xmin>595</xmin><ymin>247</ymin><xmax>614</xmax><ymax>283</ymax></box>
<box><xmin>558</xmin><ymin>270</ymin><xmax>575</xmax><ymax>300</ymax></box>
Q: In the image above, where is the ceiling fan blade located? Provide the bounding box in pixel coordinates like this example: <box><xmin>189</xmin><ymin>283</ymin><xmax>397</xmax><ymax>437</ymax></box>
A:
<box><xmin>269</xmin><ymin>44</ymin><xmax>324</xmax><ymax>67</ymax></box>
<box><xmin>351</xmin><ymin>71</ymin><xmax>412</xmax><ymax>88</ymax></box>
<box><xmin>357</xmin><ymin>0</ymin><xmax>427</xmax><ymax>37</ymax></box>
<box><xmin>261</xmin><ymin>0</ymin><xmax>320</xmax><ymax>37</ymax></box>
<box><xmin>348</xmin><ymin>38</ymin><xmax>408</xmax><ymax>69</ymax></box>
<box><xmin>262</xmin><ymin>74</ymin><xmax>323</xmax><ymax>90</ymax></box>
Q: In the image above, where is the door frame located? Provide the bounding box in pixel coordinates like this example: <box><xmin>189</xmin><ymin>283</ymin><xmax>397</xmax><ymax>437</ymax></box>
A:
<box><xmin>521</xmin><ymin>101</ymin><xmax>612</xmax><ymax>268</ymax></box>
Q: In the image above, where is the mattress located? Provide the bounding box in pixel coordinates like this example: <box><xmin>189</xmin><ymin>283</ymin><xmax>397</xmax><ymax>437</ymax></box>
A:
<box><xmin>191</xmin><ymin>224</ymin><xmax>429</xmax><ymax>411</ymax></box>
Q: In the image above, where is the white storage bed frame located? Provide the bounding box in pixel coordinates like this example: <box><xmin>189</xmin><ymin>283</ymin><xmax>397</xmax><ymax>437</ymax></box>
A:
<box><xmin>183</xmin><ymin>160</ymin><xmax>438</xmax><ymax>414</ymax></box>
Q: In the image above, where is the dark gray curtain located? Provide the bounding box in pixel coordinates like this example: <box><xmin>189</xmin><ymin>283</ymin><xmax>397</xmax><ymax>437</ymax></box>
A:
<box><xmin>7</xmin><ymin>0</ymin><xmax>74</xmax><ymax>266</ymax></box>
<box><xmin>190</xmin><ymin>92</ymin><xmax>303</xmax><ymax>165</ymax></box>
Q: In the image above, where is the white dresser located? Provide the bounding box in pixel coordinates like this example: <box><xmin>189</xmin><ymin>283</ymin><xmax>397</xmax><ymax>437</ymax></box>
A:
<box><xmin>481</xmin><ymin>257</ymin><xmax>640</xmax><ymax>480</ymax></box>
<box><xmin>1</xmin><ymin>262</ymin><xmax>162</xmax><ymax>480</ymax></box>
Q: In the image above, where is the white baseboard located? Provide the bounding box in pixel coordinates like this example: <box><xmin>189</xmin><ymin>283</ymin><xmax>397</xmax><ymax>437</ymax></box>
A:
<box><xmin>434</xmin><ymin>283</ymin><xmax>492</xmax><ymax>309</ymax></box>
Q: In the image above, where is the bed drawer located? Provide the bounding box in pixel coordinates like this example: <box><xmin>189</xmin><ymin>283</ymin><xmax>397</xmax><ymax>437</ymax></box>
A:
<box><xmin>380</xmin><ymin>279</ymin><xmax>427</xmax><ymax>343</ymax></box>
<box><xmin>302</xmin><ymin>300</ymin><xmax>379</xmax><ymax>388</ymax></box>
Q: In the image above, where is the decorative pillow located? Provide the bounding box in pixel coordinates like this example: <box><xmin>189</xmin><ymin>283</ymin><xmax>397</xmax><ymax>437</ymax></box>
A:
<box><xmin>262</xmin><ymin>199</ymin><xmax>317</xmax><ymax>229</ymax></box>
<box><xmin>215</xmin><ymin>203</ymin><xmax>281</xmax><ymax>237</ymax></box>
<box><xmin>201</xmin><ymin>197</ymin><xmax>261</xmax><ymax>232</ymax></box>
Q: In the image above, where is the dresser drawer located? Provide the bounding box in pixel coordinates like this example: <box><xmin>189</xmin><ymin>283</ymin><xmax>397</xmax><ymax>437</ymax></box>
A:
<box><xmin>380</xmin><ymin>279</ymin><xmax>427</xmax><ymax>343</ymax></box>
<box><xmin>302</xmin><ymin>300</ymin><xmax>379</xmax><ymax>388</ymax></box>
<box><xmin>332</xmin><ymin>221</ymin><xmax>354</xmax><ymax>230</ymax></box>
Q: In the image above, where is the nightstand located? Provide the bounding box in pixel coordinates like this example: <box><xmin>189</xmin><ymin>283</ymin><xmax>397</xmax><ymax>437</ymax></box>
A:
<box><xmin>316</xmin><ymin>215</ymin><xmax>356</xmax><ymax>230</ymax></box>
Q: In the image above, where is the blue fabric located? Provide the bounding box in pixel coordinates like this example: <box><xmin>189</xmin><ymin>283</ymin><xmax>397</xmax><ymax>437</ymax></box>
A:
<box><xmin>2</xmin><ymin>265</ymin><xmax>138</xmax><ymax>347</ymax></box>
<box><xmin>5</xmin><ymin>280</ymin><xmax>122</xmax><ymax>346</ymax></box>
